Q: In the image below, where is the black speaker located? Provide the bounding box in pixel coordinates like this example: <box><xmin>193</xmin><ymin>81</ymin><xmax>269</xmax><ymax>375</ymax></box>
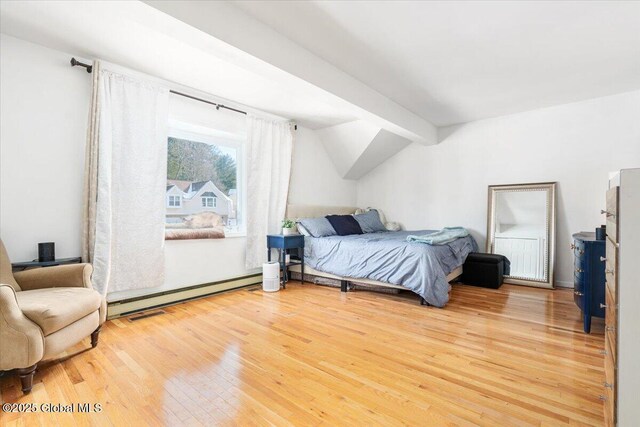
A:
<box><xmin>38</xmin><ymin>242</ymin><xmax>55</xmax><ymax>262</ymax></box>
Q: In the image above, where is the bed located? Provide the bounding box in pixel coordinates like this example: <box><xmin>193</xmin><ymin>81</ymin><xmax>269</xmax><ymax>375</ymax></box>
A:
<box><xmin>286</xmin><ymin>205</ymin><xmax>478</xmax><ymax>307</ymax></box>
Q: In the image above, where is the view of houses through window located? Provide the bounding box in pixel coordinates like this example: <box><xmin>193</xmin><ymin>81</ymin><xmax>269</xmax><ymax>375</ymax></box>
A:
<box><xmin>165</xmin><ymin>131</ymin><xmax>242</xmax><ymax>240</ymax></box>
<box><xmin>168</xmin><ymin>195</ymin><xmax>181</xmax><ymax>207</ymax></box>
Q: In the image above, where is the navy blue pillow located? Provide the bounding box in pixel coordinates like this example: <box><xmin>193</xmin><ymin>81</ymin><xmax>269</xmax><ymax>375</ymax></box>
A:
<box><xmin>325</xmin><ymin>214</ymin><xmax>363</xmax><ymax>236</ymax></box>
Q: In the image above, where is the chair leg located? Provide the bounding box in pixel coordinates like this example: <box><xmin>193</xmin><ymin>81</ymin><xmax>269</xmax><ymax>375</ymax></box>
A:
<box><xmin>91</xmin><ymin>326</ymin><xmax>101</xmax><ymax>348</ymax></box>
<box><xmin>17</xmin><ymin>364</ymin><xmax>37</xmax><ymax>394</ymax></box>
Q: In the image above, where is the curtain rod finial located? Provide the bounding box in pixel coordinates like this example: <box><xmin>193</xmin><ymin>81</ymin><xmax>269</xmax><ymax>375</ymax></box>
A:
<box><xmin>70</xmin><ymin>57</ymin><xmax>93</xmax><ymax>73</ymax></box>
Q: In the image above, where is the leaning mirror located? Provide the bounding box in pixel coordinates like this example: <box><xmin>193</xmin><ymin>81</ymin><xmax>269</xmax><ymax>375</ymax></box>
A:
<box><xmin>486</xmin><ymin>182</ymin><xmax>556</xmax><ymax>288</ymax></box>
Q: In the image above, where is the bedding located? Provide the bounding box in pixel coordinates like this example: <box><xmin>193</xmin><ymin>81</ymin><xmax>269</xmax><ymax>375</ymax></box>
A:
<box><xmin>325</xmin><ymin>214</ymin><xmax>363</xmax><ymax>236</ymax></box>
<box><xmin>304</xmin><ymin>230</ymin><xmax>478</xmax><ymax>307</ymax></box>
<box><xmin>297</xmin><ymin>217</ymin><xmax>337</xmax><ymax>238</ymax></box>
<box><xmin>296</xmin><ymin>223</ymin><xmax>311</xmax><ymax>236</ymax></box>
<box><xmin>407</xmin><ymin>227</ymin><xmax>470</xmax><ymax>245</ymax></box>
<box><xmin>353</xmin><ymin>209</ymin><xmax>387</xmax><ymax>233</ymax></box>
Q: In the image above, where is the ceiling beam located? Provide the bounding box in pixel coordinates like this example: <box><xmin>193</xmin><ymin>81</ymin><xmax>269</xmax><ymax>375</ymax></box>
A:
<box><xmin>144</xmin><ymin>0</ymin><xmax>437</xmax><ymax>145</ymax></box>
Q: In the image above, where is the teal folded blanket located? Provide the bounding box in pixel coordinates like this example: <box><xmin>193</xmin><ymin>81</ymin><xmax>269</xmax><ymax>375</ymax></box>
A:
<box><xmin>406</xmin><ymin>227</ymin><xmax>470</xmax><ymax>245</ymax></box>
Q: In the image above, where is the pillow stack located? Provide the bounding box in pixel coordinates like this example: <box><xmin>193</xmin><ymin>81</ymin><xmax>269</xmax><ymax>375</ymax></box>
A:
<box><xmin>297</xmin><ymin>209</ymin><xmax>387</xmax><ymax>237</ymax></box>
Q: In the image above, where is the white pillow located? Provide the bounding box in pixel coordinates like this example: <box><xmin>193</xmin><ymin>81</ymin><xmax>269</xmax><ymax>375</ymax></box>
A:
<box><xmin>385</xmin><ymin>222</ymin><xmax>401</xmax><ymax>231</ymax></box>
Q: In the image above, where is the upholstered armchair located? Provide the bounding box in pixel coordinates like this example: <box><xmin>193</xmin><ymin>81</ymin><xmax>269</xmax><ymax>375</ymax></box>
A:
<box><xmin>0</xmin><ymin>240</ymin><xmax>106</xmax><ymax>393</ymax></box>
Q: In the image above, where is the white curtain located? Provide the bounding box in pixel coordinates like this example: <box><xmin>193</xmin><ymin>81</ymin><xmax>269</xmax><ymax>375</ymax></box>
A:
<box><xmin>83</xmin><ymin>62</ymin><xmax>169</xmax><ymax>295</ymax></box>
<box><xmin>245</xmin><ymin>116</ymin><xmax>294</xmax><ymax>269</ymax></box>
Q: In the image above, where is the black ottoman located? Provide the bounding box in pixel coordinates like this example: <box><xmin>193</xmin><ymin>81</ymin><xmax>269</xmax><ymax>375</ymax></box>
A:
<box><xmin>462</xmin><ymin>253</ymin><xmax>510</xmax><ymax>289</ymax></box>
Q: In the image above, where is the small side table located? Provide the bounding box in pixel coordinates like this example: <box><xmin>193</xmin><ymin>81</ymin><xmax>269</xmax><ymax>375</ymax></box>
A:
<box><xmin>266</xmin><ymin>234</ymin><xmax>304</xmax><ymax>288</ymax></box>
<box><xmin>11</xmin><ymin>257</ymin><xmax>82</xmax><ymax>271</ymax></box>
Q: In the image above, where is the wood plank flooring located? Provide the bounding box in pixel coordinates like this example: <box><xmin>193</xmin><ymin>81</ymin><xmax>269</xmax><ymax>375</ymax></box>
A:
<box><xmin>1</xmin><ymin>282</ymin><xmax>605</xmax><ymax>426</ymax></box>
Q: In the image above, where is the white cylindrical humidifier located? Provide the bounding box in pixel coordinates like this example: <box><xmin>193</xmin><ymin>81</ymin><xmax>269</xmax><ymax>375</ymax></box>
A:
<box><xmin>262</xmin><ymin>262</ymin><xmax>280</xmax><ymax>292</ymax></box>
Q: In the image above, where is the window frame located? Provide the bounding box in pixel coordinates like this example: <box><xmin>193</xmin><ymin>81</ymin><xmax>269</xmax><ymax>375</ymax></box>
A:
<box><xmin>167</xmin><ymin>194</ymin><xmax>182</xmax><ymax>208</ymax></box>
<box><xmin>201</xmin><ymin>196</ymin><xmax>216</xmax><ymax>208</ymax></box>
<box><xmin>167</xmin><ymin>121</ymin><xmax>246</xmax><ymax>237</ymax></box>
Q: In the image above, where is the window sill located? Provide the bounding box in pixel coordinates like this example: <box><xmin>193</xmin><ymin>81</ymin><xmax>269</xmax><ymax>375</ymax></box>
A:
<box><xmin>225</xmin><ymin>232</ymin><xmax>247</xmax><ymax>238</ymax></box>
<box><xmin>163</xmin><ymin>232</ymin><xmax>246</xmax><ymax>241</ymax></box>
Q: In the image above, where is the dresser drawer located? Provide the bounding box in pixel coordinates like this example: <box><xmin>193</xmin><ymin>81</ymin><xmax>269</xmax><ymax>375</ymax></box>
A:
<box><xmin>573</xmin><ymin>265</ymin><xmax>586</xmax><ymax>310</ymax></box>
<box><xmin>574</xmin><ymin>249</ymin><xmax>587</xmax><ymax>274</ymax></box>
<box><xmin>573</xmin><ymin>258</ymin><xmax>586</xmax><ymax>285</ymax></box>
<box><xmin>605</xmin><ymin>237</ymin><xmax>618</xmax><ymax>296</ymax></box>
<box><xmin>605</xmin><ymin>187</ymin><xmax>619</xmax><ymax>243</ymax></box>
<box><xmin>605</xmin><ymin>286</ymin><xmax>617</xmax><ymax>363</ymax></box>
<box><xmin>604</xmin><ymin>393</ymin><xmax>615</xmax><ymax>427</ymax></box>
<box><xmin>604</xmin><ymin>349</ymin><xmax>617</xmax><ymax>426</ymax></box>
<box><xmin>267</xmin><ymin>234</ymin><xmax>305</xmax><ymax>249</ymax></box>
<box><xmin>573</xmin><ymin>238</ymin><xmax>586</xmax><ymax>257</ymax></box>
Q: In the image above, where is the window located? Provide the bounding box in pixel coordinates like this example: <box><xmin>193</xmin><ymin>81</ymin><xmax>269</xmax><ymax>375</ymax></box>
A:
<box><xmin>165</xmin><ymin>122</ymin><xmax>245</xmax><ymax>239</ymax></box>
<box><xmin>167</xmin><ymin>195</ymin><xmax>181</xmax><ymax>208</ymax></box>
<box><xmin>201</xmin><ymin>196</ymin><xmax>216</xmax><ymax>208</ymax></box>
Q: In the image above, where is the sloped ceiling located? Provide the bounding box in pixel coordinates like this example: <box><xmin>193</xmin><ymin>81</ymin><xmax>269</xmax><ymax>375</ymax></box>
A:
<box><xmin>0</xmin><ymin>0</ymin><xmax>437</xmax><ymax>144</ymax></box>
<box><xmin>0</xmin><ymin>0</ymin><xmax>437</xmax><ymax>179</ymax></box>
<box><xmin>6</xmin><ymin>2</ymin><xmax>637</xmax><ymax>180</ymax></box>
<box><xmin>144</xmin><ymin>0</ymin><xmax>438</xmax><ymax>146</ymax></box>
<box><xmin>142</xmin><ymin>0</ymin><xmax>432</xmax><ymax>177</ymax></box>
<box><xmin>233</xmin><ymin>1</ymin><xmax>640</xmax><ymax>127</ymax></box>
<box><xmin>146</xmin><ymin>0</ymin><xmax>640</xmax><ymax>178</ymax></box>
<box><xmin>317</xmin><ymin>121</ymin><xmax>410</xmax><ymax>180</ymax></box>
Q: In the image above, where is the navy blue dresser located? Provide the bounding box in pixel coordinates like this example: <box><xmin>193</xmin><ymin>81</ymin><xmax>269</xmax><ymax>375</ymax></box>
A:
<box><xmin>572</xmin><ymin>232</ymin><xmax>605</xmax><ymax>333</ymax></box>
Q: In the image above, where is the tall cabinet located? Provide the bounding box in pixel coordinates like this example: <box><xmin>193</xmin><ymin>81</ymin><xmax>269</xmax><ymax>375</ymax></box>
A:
<box><xmin>602</xmin><ymin>168</ymin><xmax>640</xmax><ymax>426</ymax></box>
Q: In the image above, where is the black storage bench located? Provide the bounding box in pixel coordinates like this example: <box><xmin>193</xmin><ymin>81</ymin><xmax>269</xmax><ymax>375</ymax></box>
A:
<box><xmin>462</xmin><ymin>253</ymin><xmax>510</xmax><ymax>289</ymax></box>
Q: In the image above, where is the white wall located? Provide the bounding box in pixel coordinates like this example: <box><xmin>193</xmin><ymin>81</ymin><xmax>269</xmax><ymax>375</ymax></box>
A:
<box><xmin>288</xmin><ymin>126</ymin><xmax>357</xmax><ymax>206</ymax></box>
<box><xmin>357</xmin><ymin>91</ymin><xmax>640</xmax><ymax>287</ymax></box>
<box><xmin>0</xmin><ymin>35</ymin><xmax>355</xmax><ymax>301</ymax></box>
<box><xmin>0</xmin><ymin>34</ymin><xmax>90</xmax><ymax>262</ymax></box>
<box><xmin>6</xmin><ymin>32</ymin><xmax>638</xmax><ymax>292</ymax></box>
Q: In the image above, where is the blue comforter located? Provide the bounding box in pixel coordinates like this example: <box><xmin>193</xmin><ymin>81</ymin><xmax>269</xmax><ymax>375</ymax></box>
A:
<box><xmin>304</xmin><ymin>230</ymin><xmax>478</xmax><ymax>307</ymax></box>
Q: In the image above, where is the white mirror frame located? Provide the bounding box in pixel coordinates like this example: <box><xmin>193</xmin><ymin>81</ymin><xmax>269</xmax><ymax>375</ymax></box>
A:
<box><xmin>486</xmin><ymin>182</ymin><xmax>557</xmax><ymax>289</ymax></box>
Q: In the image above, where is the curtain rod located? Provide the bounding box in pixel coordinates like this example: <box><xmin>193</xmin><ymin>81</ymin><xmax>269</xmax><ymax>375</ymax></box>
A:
<box><xmin>70</xmin><ymin>57</ymin><xmax>247</xmax><ymax>116</ymax></box>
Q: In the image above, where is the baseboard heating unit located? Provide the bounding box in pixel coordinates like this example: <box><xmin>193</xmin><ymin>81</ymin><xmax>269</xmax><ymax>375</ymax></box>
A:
<box><xmin>107</xmin><ymin>273</ymin><xmax>262</xmax><ymax>319</ymax></box>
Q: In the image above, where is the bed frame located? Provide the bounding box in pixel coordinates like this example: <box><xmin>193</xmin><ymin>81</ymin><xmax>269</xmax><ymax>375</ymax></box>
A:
<box><xmin>286</xmin><ymin>204</ymin><xmax>463</xmax><ymax>305</ymax></box>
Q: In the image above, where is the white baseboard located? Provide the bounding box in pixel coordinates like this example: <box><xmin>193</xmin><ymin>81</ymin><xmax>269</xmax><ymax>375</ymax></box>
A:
<box><xmin>555</xmin><ymin>280</ymin><xmax>574</xmax><ymax>289</ymax></box>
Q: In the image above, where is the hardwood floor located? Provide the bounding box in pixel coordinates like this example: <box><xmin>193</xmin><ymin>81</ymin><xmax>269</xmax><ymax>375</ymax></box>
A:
<box><xmin>1</xmin><ymin>282</ymin><xmax>605</xmax><ymax>426</ymax></box>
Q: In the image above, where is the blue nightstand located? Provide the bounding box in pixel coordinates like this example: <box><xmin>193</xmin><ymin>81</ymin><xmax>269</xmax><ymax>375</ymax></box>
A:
<box><xmin>266</xmin><ymin>234</ymin><xmax>305</xmax><ymax>288</ymax></box>
<box><xmin>572</xmin><ymin>232</ymin><xmax>605</xmax><ymax>333</ymax></box>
